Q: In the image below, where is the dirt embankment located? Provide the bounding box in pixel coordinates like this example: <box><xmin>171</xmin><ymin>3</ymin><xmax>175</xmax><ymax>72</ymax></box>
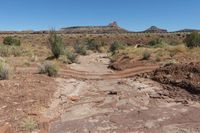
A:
<box><xmin>152</xmin><ymin>62</ymin><xmax>200</xmax><ymax>101</ymax></box>
<box><xmin>109</xmin><ymin>55</ymin><xmax>155</xmax><ymax>71</ymax></box>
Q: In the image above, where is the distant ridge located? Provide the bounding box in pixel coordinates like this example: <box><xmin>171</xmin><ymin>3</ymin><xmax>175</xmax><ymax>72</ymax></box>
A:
<box><xmin>60</xmin><ymin>22</ymin><xmax>129</xmax><ymax>34</ymax></box>
<box><xmin>175</xmin><ymin>29</ymin><xmax>200</xmax><ymax>33</ymax></box>
<box><xmin>0</xmin><ymin>23</ymin><xmax>200</xmax><ymax>34</ymax></box>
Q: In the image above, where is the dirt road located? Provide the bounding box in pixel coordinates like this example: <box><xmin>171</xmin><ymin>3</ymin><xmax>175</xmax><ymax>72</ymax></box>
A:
<box><xmin>40</xmin><ymin>53</ymin><xmax>200</xmax><ymax>133</ymax></box>
<box><xmin>59</xmin><ymin>65</ymin><xmax>158</xmax><ymax>80</ymax></box>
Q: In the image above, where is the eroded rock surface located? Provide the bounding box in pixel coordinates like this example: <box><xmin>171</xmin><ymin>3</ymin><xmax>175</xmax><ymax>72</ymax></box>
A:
<box><xmin>41</xmin><ymin>53</ymin><xmax>200</xmax><ymax>133</ymax></box>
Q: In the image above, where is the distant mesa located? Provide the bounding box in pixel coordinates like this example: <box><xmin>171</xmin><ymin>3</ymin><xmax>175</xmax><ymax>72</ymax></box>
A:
<box><xmin>144</xmin><ymin>26</ymin><xmax>168</xmax><ymax>33</ymax></box>
<box><xmin>175</xmin><ymin>29</ymin><xmax>200</xmax><ymax>33</ymax></box>
<box><xmin>60</xmin><ymin>22</ymin><xmax>129</xmax><ymax>34</ymax></box>
<box><xmin>108</xmin><ymin>21</ymin><xmax>118</xmax><ymax>27</ymax></box>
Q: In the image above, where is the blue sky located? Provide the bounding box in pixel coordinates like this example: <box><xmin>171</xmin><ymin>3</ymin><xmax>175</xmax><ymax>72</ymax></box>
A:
<box><xmin>0</xmin><ymin>0</ymin><xmax>199</xmax><ymax>31</ymax></box>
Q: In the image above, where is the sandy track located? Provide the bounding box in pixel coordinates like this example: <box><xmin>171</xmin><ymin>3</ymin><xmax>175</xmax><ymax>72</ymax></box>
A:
<box><xmin>59</xmin><ymin>65</ymin><xmax>158</xmax><ymax>80</ymax></box>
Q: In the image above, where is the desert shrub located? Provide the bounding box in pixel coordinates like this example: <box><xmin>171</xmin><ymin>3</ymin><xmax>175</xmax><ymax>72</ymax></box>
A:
<box><xmin>109</xmin><ymin>41</ymin><xmax>124</xmax><ymax>54</ymax></box>
<box><xmin>86</xmin><ymin>39</ymin><xmax>102</xmax><ymax>52</ymax></box>
<box><xmin>169</xmin><ymin>40</ymin><xmax>181</xmax><ymax>46</ymax></box>
<box><xmin>11</xmin><ymin>46</ymin><xmax>22</xmax><ymax>56</ymax></box>
<box><xmin>74</xmin><ymin>43</ymin><xmax>87</xmax><ymax>55</ymax></box>
<box><xmin>66</xmin><ymin>52</ymin><xmax>78</xmax><ymax>64</ymax></box>
<box><xmin>3</xmin><ymin>36</ymin><xmax>13</xmax><ymax>45</ymax></box>
<box><xmin>148</xmin><ymin>38</ymin><xmax>164</xmax><ymax>47</ymax></box>
<box><xmin>184</xmin><ymin>31</ymin><xmax>200</xmax><ymax>48</ymax></box>
<box><xmin>21</xmin><ymin>117</ymin><xmax>38</xmax><ymax>132</ymax></box>
<box><xmin>167</xmin><ymin>44</ymin><xmax>187</xmax><ymax>57</ymax></box>
<box><xmin>0</xmin><ymin>62</ymin><xmax>11</xmax><ymax>80</ymax></box>
<box><xmin>0</xmin><ymin>45</ymin><xmax>23</xmax><ymax>57</ymax></box>
<box><xmin>3</xmin><ymin>36</ymin><xmax>21</xmax><ymax>46</ymax></box>
<box><xmin>142</xmin><ymin>51</ymin><xmax>151</xmax><ymax>60</ymax></box>
<box><xmin>163</xmin><ymin>60</ymin><xmax>177</xmax><ymax>67</ymax></box>
<box><xmin>39</xmin><ymin>61</ymin><xmax>58</xmax><ymax>77</ymax></box>
<box><xmin>0</xmin><ymin>45</ymin><xmax>9</xmax><ymax>57</ymax></box>
<box><xmin>59</xmin><ymin>55</ymin><xmax>69</xmax><ymax>64</ymax></box>
<box><xmin>155</xmin><ymin>54</ymin><xmax>161</xmax><ymax>62</ymax></box>
<box><xmin>48</xmin><ymin>30</ymin><xmax>63</xmax><ymax>59</ymax></box>
<box><xmin>14</xmin><ymin>39</ymin><xmax>21</xmax><ymax>46</ymax></box>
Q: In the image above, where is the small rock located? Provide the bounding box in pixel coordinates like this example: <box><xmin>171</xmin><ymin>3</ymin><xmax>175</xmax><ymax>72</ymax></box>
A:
<box><xmin>175</xmin><ymin>79</ymin><xmax>182</xmax><ymax>83</ymax></box>
<box><xmin>0</xmin><ymin>106</ymin><xmax>7</xmax><ymax>110</ymax></box>
<box><xmin>145</xmin><ymin>75</ymin><xmax>150</xmax><ymax>78</ymax></box>
<box><xmin>164</xmin><ymin>74</ymin><xmax>172</xmax><ymax>78</ymax></box>
<box><xmin>68</xmin><ymin>96</ymin><xmax>80</xmax><ymax>101</ymax></box>
<box><xmin>187</xmin><ymin>73</ymin><xmax>193</xmax><ymax>79</ymax></box>
<box><xmin>149</xmin><ymin>93</ymin><xmax>161</xmax><ymax>99</ymax></box>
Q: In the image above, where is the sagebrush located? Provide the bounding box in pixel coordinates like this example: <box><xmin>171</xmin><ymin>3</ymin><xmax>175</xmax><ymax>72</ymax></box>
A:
<box><xmin>39</xmin><ymin>61</ymin><xmax>59</xmax><ymax>77</ymax></box>
<box><xmin>0</xmin><ymin>62</ymin><xmax>12</xmax><ymax>80</ymax></box>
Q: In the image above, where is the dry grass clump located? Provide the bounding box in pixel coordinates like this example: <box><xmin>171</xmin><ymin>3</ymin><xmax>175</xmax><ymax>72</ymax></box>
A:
<box><xmin>39</xmin><ymin>61</ymin><xmax>59</xmax><ymax>77</ymax></box>
<box><xmin>74</xmin><ymin>43</ymin><xmax>87</xmax><ymax>55</ymax></box>
<box><xmin>110</xmin><ymin>44</ymin><xmax>192</xmax><ymax>62</ymax></box>
<box><xmin>0</xmin><ymin>45</ymin><xmax>24</xmax><ymax>57</ymax></box>
<box><xmin>0</xmin><ymin>61</ymin><xmax>12</xmax><ymax>80</ymax></box>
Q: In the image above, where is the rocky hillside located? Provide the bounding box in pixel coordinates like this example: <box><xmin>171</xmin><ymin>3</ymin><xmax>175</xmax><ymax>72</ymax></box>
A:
<box><xmin>60</xmin><ymin>22</ymin><xmax>129</xmax><ymax>34</ymax></box>
<box><xmin>144</xmin><ymin>26</ymin><xmax>168</xmax><ymax>33</ymax></box>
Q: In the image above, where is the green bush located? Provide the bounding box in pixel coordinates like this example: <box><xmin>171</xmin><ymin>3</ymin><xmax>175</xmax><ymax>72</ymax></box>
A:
<box><xmin>86</xmin><ymin>39</ymin><xmax>102</xmax><ymax>52</ymax></box>
<box><xmin>3</xmin><ymin>36</ymin><xmax>13</xmax><ymax>45</ymax></box>
<box><xmin>142</xmin><ymin>51</ymin><xmax>151</xmax><ymax>60</ymax></box>
<box><xmin>66</xmin><ymin>52</ymin><xmax>77</xmax><ymax>64</ymax></box>
<box><xmin>148</xmin><ymin>38</ymin><xmax>164</xmax><ymax>47</ymax></box>
<box><xmin>39</xmin><ymin>61</ymin><xmax>58</xmax><ymax>77</ymax></box>
<box><xmin>184</xmin><ymin>31</ymin><xmax>200</xmax><ymax>48</ymax></box>
<box><xmin>0</xmin><ymin>62</ymin><xmax>12</xmax><ymax>80</ymax></box>
<box><xmin>3</xmin><ymin>36</ymin><xmax>21</xmax><ymax>46</ymax></box>
<box><xmin>109</xmin><ymin>41</ymin><xmax>124</xmax><ymax>54</ymax></box>
<box><xmin>48</xmin><ymin>30</ymin><xmax>63</xmax><ymax>59</ymax></box>
<box><xmin>74</xmin><ymin>43</ymin><xmax>87</xmax><ymax>55</ymax></box>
